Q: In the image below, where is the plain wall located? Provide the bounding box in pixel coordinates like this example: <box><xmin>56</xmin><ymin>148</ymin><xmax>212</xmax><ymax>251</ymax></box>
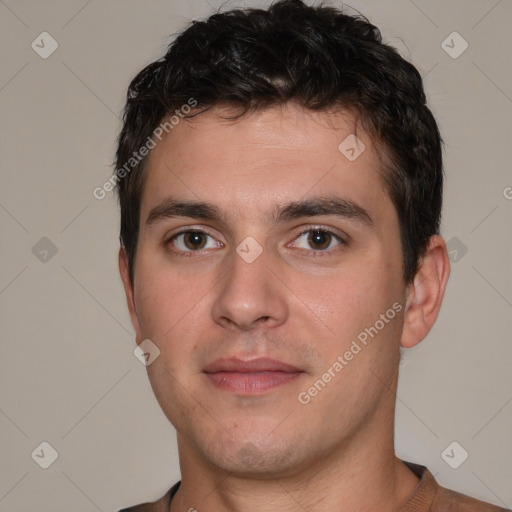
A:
<box><xmin>0</xmin><ymin>0</ymin><xmax>511</xmax><ymax>510</ymax></box>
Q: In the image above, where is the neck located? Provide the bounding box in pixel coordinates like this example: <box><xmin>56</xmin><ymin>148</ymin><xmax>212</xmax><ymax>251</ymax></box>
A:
<box><xmin>170</xmin><ymin>401</ymin><xmax>420</xmax><ymax>512</ymax></box>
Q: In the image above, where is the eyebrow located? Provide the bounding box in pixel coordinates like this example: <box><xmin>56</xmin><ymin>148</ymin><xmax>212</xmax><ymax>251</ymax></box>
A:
<box><xmin>145</xmin><ymin>196</ymin><xmax>373</xmax><ymax>227</ymax></box>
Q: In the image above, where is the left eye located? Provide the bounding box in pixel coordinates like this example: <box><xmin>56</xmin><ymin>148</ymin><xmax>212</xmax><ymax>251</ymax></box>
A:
<box><xmin>292</xmin><ymin>229</ymin><xmax>342</xmax><ymax>251</ymax></box>
<box><xmin>170</xmin><ymin>231</ymin><xmax>220</xmax><ymax>251</ymax></box>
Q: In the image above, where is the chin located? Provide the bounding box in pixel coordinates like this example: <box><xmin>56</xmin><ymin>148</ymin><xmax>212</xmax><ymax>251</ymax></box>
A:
<box><xmin>200</xmin><ymin>429</ymin><xmax>308</xmax><ymax>477</ymax></box>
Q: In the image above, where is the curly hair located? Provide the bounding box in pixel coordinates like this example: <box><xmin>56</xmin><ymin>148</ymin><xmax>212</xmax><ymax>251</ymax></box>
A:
<box><xmin>114</xmin><ymin>0</ymin><xmax>443</xmax><ymax>286</ymax></box>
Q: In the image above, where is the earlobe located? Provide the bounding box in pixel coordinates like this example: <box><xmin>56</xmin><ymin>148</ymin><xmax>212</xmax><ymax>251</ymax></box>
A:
<box><xmin>401</xmin><ymin>235</ymin><xmax>451</xmax><ymax>348</ymax></box>
<box><xmin>118</xmin><ymin>247</ymin><xmax>143</xmax><ymax>344</ymax></box>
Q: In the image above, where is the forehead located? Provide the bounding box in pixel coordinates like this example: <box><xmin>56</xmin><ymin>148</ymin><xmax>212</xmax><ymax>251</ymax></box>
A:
<box><xmin>140</xmin><ymin>103</ymin><xmax>391</xmax><ymax>222</ymax></box>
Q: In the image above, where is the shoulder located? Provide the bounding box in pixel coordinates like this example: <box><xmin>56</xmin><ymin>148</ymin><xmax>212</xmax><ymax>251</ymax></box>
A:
<box><xmin>402</xmin><ymin>460</ymin><xmax>510</xmax><ymax>512</ymax></box>
<box><xmin>433</xmin><ymin>484</ymin><xmax>510</xmax><ymax>512</ymax></box>
<box><xmin>117</xmin><ymin>481</ymin><xmax>180</xmax><ymax>512</ymax></box>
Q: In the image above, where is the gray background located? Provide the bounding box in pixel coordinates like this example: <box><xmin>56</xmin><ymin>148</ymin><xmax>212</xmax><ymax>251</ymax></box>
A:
<box><xmin>1</xmin><ymin>0</ymin><xmax>511</xmax><ymax>510</ymax></box>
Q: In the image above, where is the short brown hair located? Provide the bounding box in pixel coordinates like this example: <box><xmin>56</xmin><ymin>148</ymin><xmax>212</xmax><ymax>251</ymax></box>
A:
<box><xmin>114</xmin><ymin>0</ymin><xmax>443</xmax><ymax>286</ymax></box>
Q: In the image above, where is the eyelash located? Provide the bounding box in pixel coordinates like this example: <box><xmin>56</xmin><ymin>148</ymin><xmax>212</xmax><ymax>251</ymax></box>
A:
<box><xmin>165</xmin><ymin>226</ymin><xmax>347</xmax><ymax>257</ymax></box>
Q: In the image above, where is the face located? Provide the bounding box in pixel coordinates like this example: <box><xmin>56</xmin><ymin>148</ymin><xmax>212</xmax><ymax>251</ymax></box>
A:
<box><xmin>122</xmin><ymin>103</ymin><xmax>409</xmax><ymax>476</ymax></box>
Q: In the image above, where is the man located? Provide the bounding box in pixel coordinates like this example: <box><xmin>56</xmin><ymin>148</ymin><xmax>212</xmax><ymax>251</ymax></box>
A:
<box><xmin>114</xmin><ymin>1</ymin><xmax>509</xmax><ymax>510</ymax></box>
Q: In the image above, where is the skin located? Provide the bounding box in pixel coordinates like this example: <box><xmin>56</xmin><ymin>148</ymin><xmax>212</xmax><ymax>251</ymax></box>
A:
<box><xmin>119</xmin><ymin>102</ymin><xmax>450</xmax><ymax>512</ymax></box>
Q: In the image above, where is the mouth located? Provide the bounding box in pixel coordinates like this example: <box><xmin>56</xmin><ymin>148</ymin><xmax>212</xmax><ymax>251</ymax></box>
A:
<box><xmin>203</xmin><ymin>357</ymin><xmax>304</xmax><ymax>394</ymax></box>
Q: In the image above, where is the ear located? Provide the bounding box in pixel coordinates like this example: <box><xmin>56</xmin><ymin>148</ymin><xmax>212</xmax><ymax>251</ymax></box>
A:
<box><xmin>401</xmin><ymin>235</ymin><xmax>451</xmax><ymax>348</ymax></box>
<box><xmin>119</xmin><ymin>247</ymin><xmax>143</xmax><ymax>345</ymax></box>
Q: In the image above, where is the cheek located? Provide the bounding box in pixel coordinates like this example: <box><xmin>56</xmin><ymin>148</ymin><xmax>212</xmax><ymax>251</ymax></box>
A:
<box><xmin>133</xmin><ymin>257</ymin><xmax>201</xmax><ymax>339</ymax></box>
<box><xmin>305</xmin><ymin>258</ymin><xmax>403</xmax><ymax>352</ymax></box>
<box><xmin>133</xmin><ymin>257</ymin><xmax>216</xmax><ymax>371</ymax></box>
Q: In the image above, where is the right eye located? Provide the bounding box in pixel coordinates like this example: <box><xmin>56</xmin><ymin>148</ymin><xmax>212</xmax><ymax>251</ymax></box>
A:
<box><xmin>167</xmin><ymin>230</ymin><xmax>223</xmax><ymax>254</ymax></box>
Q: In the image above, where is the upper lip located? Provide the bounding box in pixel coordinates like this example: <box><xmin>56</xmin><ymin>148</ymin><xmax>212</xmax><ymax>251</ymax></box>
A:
<box><xmin>203</xmin><ymin>357</ymin><xmax>301</xmax><ymax>373</ymax></box>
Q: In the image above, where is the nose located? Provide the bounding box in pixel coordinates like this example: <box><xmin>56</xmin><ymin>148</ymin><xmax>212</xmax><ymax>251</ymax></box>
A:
<box><xmin>211</xmin><ymin>247</ymin><xmax>289</xmax><ymax>331</ymax></box>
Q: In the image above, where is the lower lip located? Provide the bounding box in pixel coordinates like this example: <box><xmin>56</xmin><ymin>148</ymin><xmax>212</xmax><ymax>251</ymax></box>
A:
<box><xmin>205</xmin><ymin>371</ymin><xmax>302</xmax><ymax>394</ymax></box>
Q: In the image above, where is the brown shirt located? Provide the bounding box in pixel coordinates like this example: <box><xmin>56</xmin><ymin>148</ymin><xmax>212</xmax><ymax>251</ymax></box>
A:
<box><xmin>118</xmin><ymin>460</ymin><xmax>510</xmax><ymax>511</ymax></box>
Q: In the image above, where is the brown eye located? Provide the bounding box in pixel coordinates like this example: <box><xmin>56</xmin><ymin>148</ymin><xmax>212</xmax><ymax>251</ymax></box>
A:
<box><xmin>307</xmin><ymin>230</ymin><xmax>333</xmax><ymax>250</ymax></box>
<box><xmin>183</xmin><ymin>231</ymin><xmax>208</xmax><ymax>250</ymax></box>
<box><xmin>169</xmin><ymin>230</ymin><xmax>221</xmax><ymax>253</ymax></box>
<box><xmin>290</xmin><ymin>228</ymin><xmax>344</xmax><ymax>252</ymax></box>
